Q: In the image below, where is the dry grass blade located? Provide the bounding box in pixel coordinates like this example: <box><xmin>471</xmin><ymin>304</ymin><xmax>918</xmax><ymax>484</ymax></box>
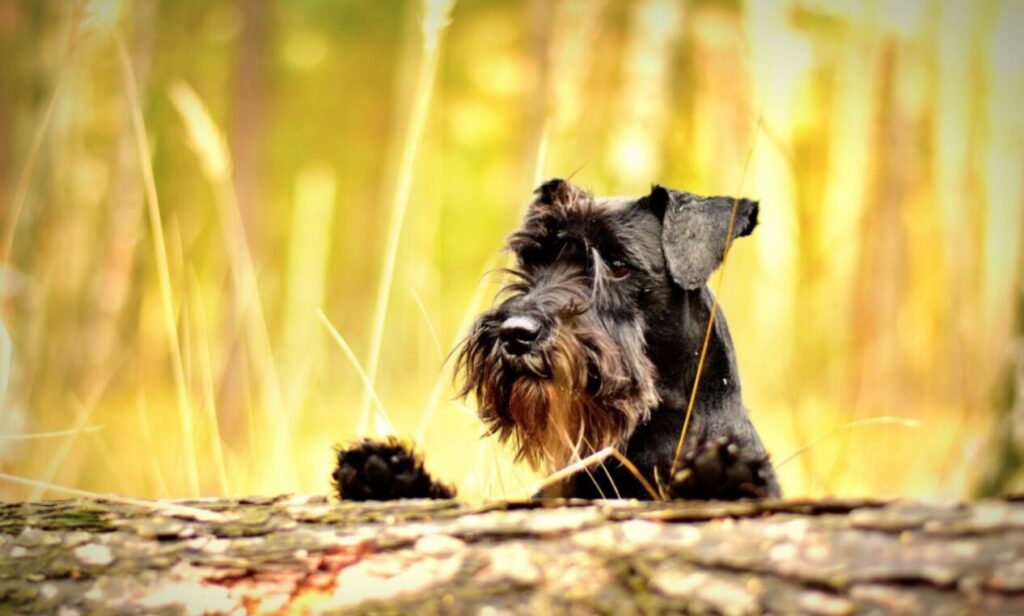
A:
<box><xmin>608</xmin><ymin>449</ymin><xmax>660</xmax><ymax>500</ymax></box>
<box><xmin>450</xmin><ymin>400</ymin><xmax>478</xmax><ymax>419</ymax></box>
<box><xmin>116</xmin><ymin>33</ymin><xmax>200</xmax><ymax>497</ymax></box>
<box><xmin>1</xmin><ymin>426</ymin><xmax>103</xmax><ymax>441</ymax></box>
<box><xmin>29</xmin><ymin>394</ymin><xmax>100</xmax><ymax>500</ymax></box>
<box><xmin>533</xmin><ymin>119</ymin><xmax>550</xmax><ymax>187</ymax></box>
<box><xmin>414</xmin><ymin>252</ymin><xmax>502</xmax><ymax>440</ymax></box>
<box><xmin>775</xmin><ymin>416</ymin><xmax>923</xmax><ymax>470</ymax></box>
<box><xmin>670</xmin><ymin>111</ymin><xmax>764</xmax><ymax>478</ymax></box>
<box><xmin>555</xmin><ymin>425</ymin><xmax>607</xmax><ymax>499</ymax></box>
<box><xmin>527</xmin><ymin>447</ymin><xmax>659</xmax><ymax>500</ymax></box>
<box><xmin>1</xmin><ymin>1</ymin><xmax>85</xmax><ymax>284</ymax></box>
<box><xmin>137</xmin><ymin>392</ymin><xmax>170</xmax><ymax>498</ymax></box>
<box><xmin>169</xmin><ymin>79</ymin><xmax>298</xmax><ymax>490</ymax></box>
<box><xmin>411</xmin><ymin>286</ymin><xmax>444</xmax><ymax>361</ymax></box>
<box><xmin>0</xmin><ymin>472</ymin><xmax>225</xmax><ymax>521</ymax></box>
<box><xmin>668</xmin><ymin>199</ymin><xmax>742</xmax><ymax>477</ymax></box>
<box><xmin>167</xmin><ymin>82</ymin><xmax>231</xmax><ymax>179</ymax></box>
<box><xmin>528</xmin><ymin>446</ymin><xmax>615</xmax><ymax>495</ymax></box>
<box><xmin>358</xmin><ymin>0</ymin><xmax>455</xmax><ymax>435</ymax></box>
<box><xmin>318</xmin><ymin>310</ymin><xmax>396</xmax><ymax>436</ymax></box>
<box><xmin>583</xmin><ymin>435</ymin><xmax>622</xmax><ymax>499</ymax></box>
<box><xmin>2</xmin><ymin>74</ymin><xmax>68</xmax><ymax>280</ymax></box>
<box><xmin>188</xmin><ymin>267</ymin><xmax>230</xmax><ymax>495</ymax></box>
<box><xmin>0</xmin><ymin>320</ymin><xmax>10</xmax><ymax>428</ymax></box>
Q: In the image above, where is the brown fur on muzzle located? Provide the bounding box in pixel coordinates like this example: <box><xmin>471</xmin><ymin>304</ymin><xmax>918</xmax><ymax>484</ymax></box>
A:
<box><xmin>456</xmin><ymin>319</ymin><xmax>657</xmax><ymax>472</ymax></box>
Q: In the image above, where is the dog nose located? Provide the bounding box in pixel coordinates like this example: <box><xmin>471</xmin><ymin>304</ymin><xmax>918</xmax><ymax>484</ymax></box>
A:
<box><xmin>499</xmin><ymin>316</ymin><xmax>541</xmax><ymax>354</ymax></box>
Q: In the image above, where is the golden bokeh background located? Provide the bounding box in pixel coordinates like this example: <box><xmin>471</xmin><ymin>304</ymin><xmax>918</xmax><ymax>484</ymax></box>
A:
<box><xmin>1</xmin><ymin>0</ymin><xmax>1023</xmax><ymax>502</ymax></box>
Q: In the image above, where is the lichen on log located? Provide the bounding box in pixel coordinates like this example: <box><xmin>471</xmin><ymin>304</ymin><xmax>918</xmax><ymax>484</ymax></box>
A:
<box><xmin>1</xmin><ymin>495</ymin><xmax>1023</xmax><ymax>614</ymax></box>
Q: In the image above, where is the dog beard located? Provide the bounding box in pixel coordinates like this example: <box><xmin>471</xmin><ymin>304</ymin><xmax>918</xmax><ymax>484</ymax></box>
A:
<box><xmin>459</xmin><ymin>323</ymin><xmax>658</xmax><ymax>473</ymax></box>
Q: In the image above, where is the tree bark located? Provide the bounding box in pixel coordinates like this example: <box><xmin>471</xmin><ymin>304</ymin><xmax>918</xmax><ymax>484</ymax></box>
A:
<box><xmin>1</xmin><ymin>495</ymin><xmax>1023</xmax><ymax>614</ymax></box>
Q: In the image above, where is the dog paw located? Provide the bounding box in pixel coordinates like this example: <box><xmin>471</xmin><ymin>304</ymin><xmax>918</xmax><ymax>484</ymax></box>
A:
<box><xmin>661</xmin><ymin>435</ymin><xmax>774</xmax><ymax>501</ymax></box>
<box><xmin>332</xmin><ymin>437</ymin><xmax>456</xmax><ymax>501</ymax></box>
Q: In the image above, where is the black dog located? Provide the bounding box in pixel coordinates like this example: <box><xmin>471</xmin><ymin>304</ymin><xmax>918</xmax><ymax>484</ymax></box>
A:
<box><xmin>334</xmin><ymin>179</ymin><xmax>780</xmax><ymax>501</ymax></box>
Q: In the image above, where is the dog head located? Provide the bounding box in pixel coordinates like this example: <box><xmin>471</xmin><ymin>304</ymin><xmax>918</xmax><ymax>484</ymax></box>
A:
<box><xmin>455</xmin><ymin>179</ymin><xmax>759</xmax><ymax>472</ymax></box>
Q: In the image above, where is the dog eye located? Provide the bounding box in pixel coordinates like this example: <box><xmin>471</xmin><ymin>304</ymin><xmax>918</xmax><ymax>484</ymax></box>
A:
<box><xmin>609</xmin><ymin>260</ymin><xmax>630</xmax><ymax>279</ymax></box>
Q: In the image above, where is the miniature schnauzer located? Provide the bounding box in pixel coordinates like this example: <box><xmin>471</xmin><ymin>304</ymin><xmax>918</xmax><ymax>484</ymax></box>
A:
<box><xmin>333</xmin><ymin>179</ymin><xmax>780</xmax><ymax>501</ymax></box>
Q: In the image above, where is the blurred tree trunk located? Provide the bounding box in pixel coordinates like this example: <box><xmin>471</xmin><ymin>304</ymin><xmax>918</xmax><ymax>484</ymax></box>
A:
<box><xmin>231</xmin><ymin>0</ymin><xmax>267</xmax><ymax>237</ymax></box>
<box><xmin>218</xmin><ymin>0</ymin><xmax>270</xmax><ymax>444</ymax></box>
<box><xmin>975</xmin><ymin>245</ymin><xmax>1024</xmax><ymax>497</ymax></box>
<box><xmin>82</xmin><ymin>0</ymin><xmax>155</xmax><ymax>395</ymax></box>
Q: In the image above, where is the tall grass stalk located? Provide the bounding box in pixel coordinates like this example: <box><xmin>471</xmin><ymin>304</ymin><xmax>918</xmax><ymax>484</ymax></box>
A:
<box><xmin>411</xmin><ymin>110</ymin><xmax>551</xmax><ymax>452</ymax></box>
<box><xmin>411</xmin><ymin>287</ymin><xmax>445</xmax><ymax>361</ymax></box>
<box><xmin>169</xmin><ymin>80</ymin><xmax>298</xmax><ymax>491</ymax></box>
<box><xmin>281</xmin><ymin>166</ymin><xmax>336</xmax><ymax>418</ymax></box>
<box><xmin>188</xmin><ymin>268</ymin><xmax>230</xmax><ymax>495</ymax></box>
<box><xmin>29</xmin><ymin>398</ymin><xmax>98</xmax><ymax>499</ymax></box>
<box><xmin>670</xmin><ymin>111</ymin><xmax>764</xmax><ymax>477</ymax></box>
<box><xmin>413</xmin><ymin>253</ymin><xmax>501</xmax><ymax>443</ymax></box>
<box><xmin>414</xmin><ymin>103</ymin><xmax>551</xmax><ymax>447</ymax></box>
<box><xmin>775</xmin><ymin>416</ymin><xmax>922</xmax><ymax>470</ymax></box>
<box><xmin>1</xmin><ymin>426</ymin><xmax>103</xmax><ymax>441</ymax></box>
<box><xmin>411</xmin><ymin>119</ymin><xmax>548</xmax><ymax>448</ymax></box>
<box><xmin>0</xmin><ymin>321</ymin><xmax>10</xmax><ymax>432</ymax></box>
<box><xmin>136</xmin><ymin>392</ymin><xmax>169</xmax><ymax>498</ymax></box>
<box><xmin>116</xmin><ymin>34</ymin><xmax>200</xmax><ymax>497</ymax></box>
<box><xmin>318</xmin><ymin>311</ymin><xmax>396</xmax><ymax>436</ymax></box>
<box><xmin>358</xmin><ymin>0</ymin><xmax>456</xmax><ymax>435</ymax></box>
<box><xmin>2</xmin><ymin>75</ymin><xmax>67</xmax><ymax>283</ymax></box>
<box><xmin>532</xmin><ymin>120</ymin><xmax>550</xmax><ymax>187</ymax></box>
<box><xmin>0</xmin><ymin>0</ymin><xmax>86</xmax><ymax>286</ymax></box>
<box><xmin>668</xmin><ymin>205</ymin><xmax>741</xmax><ymax>478</ymax></box>
<box><xmin>526</xmin><ymin>446</ymin><xmax>658</xmax><ymax>500</ymax></box>
<box><xmin>0</xmin><ymin>472</ymin><xmax>225</xmax><ymax>521</ymax></box>
<box><xmin>89</xmin><ymin>429</ymin><xmax>133</xmax><ymax>494</ymax></box>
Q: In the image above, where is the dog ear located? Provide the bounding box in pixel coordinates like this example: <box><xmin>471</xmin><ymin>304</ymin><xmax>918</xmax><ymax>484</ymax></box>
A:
<box><xmin>658</xmin><ymin>188</ymin><xmax>759</xmax><ymax>290</ymax></box>
<box><xmin>534</xmin><ymin>178</ymin><xmax>567</xmax><ymax>204</ymax></box>
<box><xmin>642</xmin><ymin>184</ymin><xmax>671</xmax><ymax>219</ymax></box>
<box><xmin>532</xmin><ymin>178</ymin><xmax>587</xmax><ymax>210</ymax></box>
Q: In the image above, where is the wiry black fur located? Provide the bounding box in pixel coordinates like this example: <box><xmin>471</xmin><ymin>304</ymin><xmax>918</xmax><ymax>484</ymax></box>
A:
<box><xmin>660</xmin><ymin>435</ymin><xmax>775</xmax><ymax>500</ymax></box>
<box><xmin>332</xmin><ymin>438</ymin><xmax>454</xmax><ymax>501</ymax></box>
<box><xmin>454</xmin><ymin>180</ymin><xmax>658</xmax><ymax>472</ymax></box>
<box><xmin>332</xmin><ymin>178</ymin><xmax>781</xmax><ymax>501</ymax></box>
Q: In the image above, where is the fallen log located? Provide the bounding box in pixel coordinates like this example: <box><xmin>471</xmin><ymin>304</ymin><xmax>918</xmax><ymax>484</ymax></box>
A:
<box><xmin>1</xmin><ymin>495</ymin><xmax>1023</xmax><ymax>614</ymax></box>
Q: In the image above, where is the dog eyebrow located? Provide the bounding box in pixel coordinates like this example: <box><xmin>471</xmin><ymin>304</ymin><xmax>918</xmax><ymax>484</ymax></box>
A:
<box><xmin>589</xmin><ymin>247</ymin><xmax>608</xmax><ymax>301</ymax></box>
<box><xmin>591</xmin><ymin>236</ymin><xmax>643</xmax><ymax>273</ymax></box>
<box><xmin>605</xmin><ymin>219</ymin><xmax>658</xmax><ymax>273</ymax></box>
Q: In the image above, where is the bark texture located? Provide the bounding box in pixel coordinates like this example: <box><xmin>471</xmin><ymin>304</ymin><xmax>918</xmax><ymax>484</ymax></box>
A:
<box><xmin>1</xmin><ymin>495</ymin><xmax>1023</xmax><ymax>614</ymax></box>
